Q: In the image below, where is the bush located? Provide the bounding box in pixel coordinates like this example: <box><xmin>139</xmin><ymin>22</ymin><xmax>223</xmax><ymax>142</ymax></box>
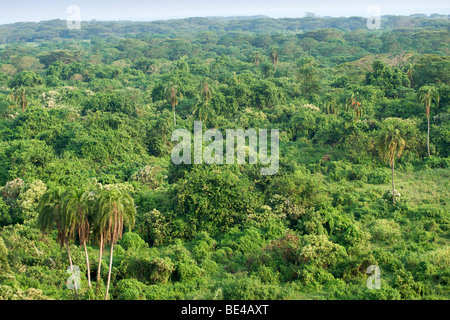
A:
<box><xmin>82</xmin><ymin>91</ymin><xmax>138</xmax><ymax>117</ymax></box>
<box><xmin>138</xmin><ymin>209</ymin><xmax>171</xmax><ymax>246</ymax></box>
<box><xmin>144</xmin><ymin>283</ymin><xmax>176</xmax><ymax>300</ymax></box>
<box><xmin>0</xmin><ymin>237</ymin><xmax>10</xmax><ymax>274</ymax></box>
<box><xmin>394</xmin><ymin>269</ymin><xmax>425</xmax><ymax>299</ymax></box>
<box><xmin>369</xmin><ymin>219</ymin><xmax>402</xmax><ymax>244</ymax></box>
<box><xmin>192</xmin><ymin>238</ymin><xmax>215</xmax><ymax>261</ymax></box>
<box><xmin>222</xmin><ymin>276</ymin><xmax>284</xmax><ymax>300</ymax></box>
<box><xmin>120</xmin><ymin>232</ymin><xmax>147</xmax><ymax>251</ymax></box>
<box><xmin>175</xmin><ymin>261</ymin><xmax>203</xmax><ymax>282</ymax></box>
<box><xmin>421</xmin><ymin>157</ymin><xmax>449</xmax><ymax>169</ymax></box>
<box><xmin>367</xmin><ymin>168</ymin><xmax>390</xmax><ymax>184</ymax></box>
<box><xmin>120</xmin><ymin>255</ymin><xmax>174</xmax><ymax>285</ymax></box>
<box><xmin>0</xmin><ymin>199</ymin><xmax>11</xmax><ymax>227</ymax></box>
<box><xmin>254</xmin><ymin>265</ymin><xmax>281</xmax><ymax>284</ymax></box>
<box><xmin>114</xmin><ymin>278</ymin><xmax>147</xmax><ymax>300</ymax></box>
<box><xmin>297</xmin><ymin>264</ymin><xmax>336</xmax><ymax>288</ymax></box>
<box><xmin>176</xmin><ymin>166</ymin><xmax>262</xmax><ymax>237</ymax></box>
<box><xmin>299</xmin><ymin>235</ymin><xmax>347</xmax><ymax>268</ymax></box>
<box><xmin>9</xmin><ymin>71</ymin><xmax>44</xmax><ymax>88</ymax></box>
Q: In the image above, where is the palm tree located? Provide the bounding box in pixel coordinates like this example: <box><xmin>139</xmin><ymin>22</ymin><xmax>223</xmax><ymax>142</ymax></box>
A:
<box><xmin>38</xmin><ymin>187</ymin><xmax>79</xmax><ymax>295</ymax></box>
<box><xmin>345</xmin><ymin>92</ymin><xmax>363</xmax><ymax>119</ymax></box>
<box><xmin>193</xmin><ymin>80</ymin><xmax>213</xmax><ymax>121</ymax></box>
<box><xmin>176</xmin><ymin>55</ymin><xmax>189</xmax><ymax>73</ymax></box>
<box><xmin>418</xmin><ymin>85</ymin><xmax>439</xmax><ymax>157</ymax></box>
<box><xmin>8</xmin><ymin>88</ymin><xmax>28</xmax><ymax>111</ymax></box>
<box><xmin>164</xmin><ymin>83</ymin><xmax>183</xmax><ymax>126</ymax></box>
<box><xmin>95</xmin><ymin>189</ymin><xmax>136</xmax><ymax>300</ymax></box>
<box><xmin>323</xmin><ymin>95</ymin><xmax>338</xmax><ymax>115</ymax></box>
<box><xmin>252</xmin><ymin>51</ymin><xmax>262</xmax><ymax>66</ymax></box>
<box><xmin>377</xmin><ymin>122</ymin><xmax>406</xmax><ymax>204</ymax></box>
<box><xmin>63</xmin><ymin>187</ymin><xmax>92</xmax><ymax>288</ymax></box>
<box><xmin>269</xmin><ymin>47</ymin><xmax>279</xmax><ymax>73</ymax></box>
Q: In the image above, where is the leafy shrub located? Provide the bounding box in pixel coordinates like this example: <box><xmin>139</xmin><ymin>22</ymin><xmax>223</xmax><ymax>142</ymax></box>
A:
<box><xmin>192</xmin><ymin>232</ymin><xmax>216</xmax><ymax>261</ymax></box>
<box><xmin>369</xmin><ymin>219</ymin><xmax>402</xmax><ymax>244</ymax></box>
<box><xmin>131</xmin><ymin>165</ymin><xmax>164</xmax><ymax>189</ymax></box>
<box><xmin>82</xmin><ymin>91</ymin><xmax>138</xmax><ymax>117</ymax></box>
<box><xmin>329</xmin><ymin>278</ymin><xmax>402</xmax><ymax>300</ymax></box>
<box><xmin>9</xmin><ymin>71</ymin><xmax>44</xmax><ymax>88</ymax></box>
<box><xmin>120</xmin><ymin>232</ymin><xmax>147</xmax><ymax>251</ymax></box>
<box><xmin>175</xmin><ymin>261</ymin><xmax>203</xmax><ymax>282</ymax></box>
<box><xmin>0</xmin><ymin>199</ymin><xmax>11</xmax><ymax>227</ymax></box>
<box><xmin>137</xmin><ymin>209</ymin><xmax>171</xmax><ymax>246</ymax></box>
<box><xmin>144</xmin><ymin>283</ymin><xmax>176</xmax><ymax>300</ymax></box>
<box><xmin>120</xmin><ymin>255</ymin><xmax>174</xmax><ymax>285</ymax></box>
<box><xmin>221</xmin><ymin>276</ymin><xmax>284</xmax><ymax>300</ymax></box>
<box><xmin>114</xmin><ymin>278</ymin><xmax>147</xmax><ymax>300</ymax></box>
<box><xmin>299</xmin><ymin>235</ymin><xmax>347</xmax><ymax>268</ymax></box>
<box><xmin>16</xmin><ymin>180</ymin><xmax>47</xmax><ymax>221</ymax></box>
<box><xmin>367</xmin><ymin>168</ymin><xmax>390</xmax><ymax>184</ymax></box>
<box><xmin>254</xmin><ymin>265</ymin><xmax>281</xmax><ymax>284</ymax></box>
<box><xmin>266</xmin><ymin>170</ymin><xmax>321</xmax><ymax>208</ymax></box>
<box><xmin>382</xmin><ymin>189</ymin><xmax>402</xmax><ymax>204</ymax></box>
<box><xmin>176</xmin><ymin>166</ymin><xmax>261</xmax><ymax>237</ymax></box>
<box><xmin>0</xmin><ymin>237</ymin><xmax>10</xmax><ymax>273</ymax></box>
<box><xmin>297</xmin><ymin>264</ymin><xmax>336</xmax><ymax>288</ymax></box>
<box><xmin>394</xmin><ymin>269</ymin><xmax>425</xmax><ymax>299</ymax></box>
<box><xmin>421</xmin><ymin>157</ymin><xmax>449</xmax><ymax>169</ymax></box>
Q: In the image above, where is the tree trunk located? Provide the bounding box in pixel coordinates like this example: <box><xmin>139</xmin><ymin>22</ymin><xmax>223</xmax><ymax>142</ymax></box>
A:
<box><xmin>66</xmin><ymin>243</ymin><xmax>78</xmax><ymax>296</ymax></box>
<box><xmin>392</xmin><ymin>159</ymin><xmax>395</xmax><ymax>205</ymax></box>
<box><xmin>427</xmin><ymin>115</ymin><xmax>431</xmax><ymax>157</ymax></box>
<box><xmin>84</xmin><ymin>242</ymin><xmax>91</xmax><ymax>288</ymax></box>
<box><xmin>97</xmin><ymin>234</ymin><xmax>103</xmax><ymax>285</ymax></box>
<box><xmin>173</xmin><ymin>104</ymin><xmax>176</xmax><ymax>126</ymax></box>
<box><xmin>105</xmin><ymin>242</ymin><xmax>114</xmax><ymax>300</ymax></box>
<box><xmin>22</xmin><ymin>89</ymin><xmax>26</xmax><ymax>112</ymax></box>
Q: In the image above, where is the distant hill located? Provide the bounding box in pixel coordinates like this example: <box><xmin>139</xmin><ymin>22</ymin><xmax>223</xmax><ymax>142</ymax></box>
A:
<box><xmin>0</xmin><ymin>15</ymin><xmax>448</xmax><ymax>45</ymax></box>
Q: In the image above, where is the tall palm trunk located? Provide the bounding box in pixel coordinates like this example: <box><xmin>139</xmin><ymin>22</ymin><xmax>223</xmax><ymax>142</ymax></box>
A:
<box><xmin>392</xmin><ymin>159</ymin><xmax>395</xmax><ymax>205</ymax></box>
<box><xmin>66</xmin><ymin>243</ymin><xmax>78</xmax><ymax>297</ymax></box>
<box><xmin>97</xmin><ymin>234</ymin><xmax>103</xmax><ymax>286</ymax></box>
<box><xmin>83</xmin><ymin>242</ymin><xmax>91</xmax><ymax>287</ymax></box>
<box><xmin>427</xmin><ymin>115</ymin><xmax>431</xmax><ymax>157</ymax></box>
<box><xmin>22</xmin><ymin>89</ymin><xmax>26</xmax><ymax>112</ymax></box>
<box><xmin>105</xmin><ymin>243</ymin><xmax>114</xmax><ymax>300</ymax></box>
<box><xmin>173</xmin><ymin>103</ymin><xmax>176</xmax><ymax>126</ymax></box>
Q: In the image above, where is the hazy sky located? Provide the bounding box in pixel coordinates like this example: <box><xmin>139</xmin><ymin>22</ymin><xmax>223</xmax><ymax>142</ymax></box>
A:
<box><xmin>0</xmin><ymin>0</ymin><xmax>449</xmax><ymax>24</ymax></box>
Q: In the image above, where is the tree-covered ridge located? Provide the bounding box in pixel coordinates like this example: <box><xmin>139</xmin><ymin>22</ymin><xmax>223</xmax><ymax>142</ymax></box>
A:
<box><xmin>0</xmin><ymin>15</ymin><xmax>449</xmax><ymax>300</ymax></box>
<box><xmin>0</xmin><ymin>15</ymin><xmax>449</xmax><ymax>45</ymax></box>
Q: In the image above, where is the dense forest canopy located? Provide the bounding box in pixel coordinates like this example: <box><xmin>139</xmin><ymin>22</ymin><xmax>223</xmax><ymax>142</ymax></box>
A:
<box><xmin>0</xmin><ymin>14</ymin><xmax>449</xmax><ymax>300</ymax></box>
<box><xmin>0</xmin><ymin>14</ymin><xmax>449</xmax><ymax>43</ymax></box>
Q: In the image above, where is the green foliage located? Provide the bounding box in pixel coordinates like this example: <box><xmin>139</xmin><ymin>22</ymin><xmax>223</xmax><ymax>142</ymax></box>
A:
<box><xmin>0</xmin><ymin>14</ymin><xmax>448</xmax><ymax>301</ymax></box>
<box><xmin>9</xmin><ymin>71</ymin><xmax>44</xmax><ymax>88</ymax></box>
<box><xmin>82</xmin><ymin>91</ymin><xmax>138</xmax><ymax>117</ymax></box>
<box><xmin>299</xmin><ymin>235</ymin><xmax>347</xmax><ymax>268</ymax></box>
<box><xmin>120</xmin><ymin>232</ymin><xmax>147</xmax><ymax>251</ymax></box>
<box><xmin>367</xmin><ymin>168</ymin><xmax>390</xmax><ymax>184</ymax></box>
<box><xmin>0</xmin><ymin>237</ymin><xmax>10</xmax><ymax>274</ymax></box>
<box><xmin>369</xmin><ymin>219</ymin><xmax>402</xmax><ymax>244</ymax></box>
<box><xmin>113</xmin><ymin>278</ymin><xmax>147</xmax><ymax>300</ymax></box>
<box><xmin>366</xmin><ymin>60</ymin><xmax>410</xmax><ymax>95</ymax></box>
<box><xmin>413</xmin><ymin>55</ymin><xmax>450</xmax><ymax>88</ymax></box>
<box><xmin>176</xmin><ymin>166</ymin><xmax>262</xmax><ymax>237</ymax></box>
<box><xmin>120</xmin><ymin>255</ymin><xmax>174</xmax><ymax>285</ymax></box>
<box><xmin>221</xmin><ymin>276</ymin><xmax>285</xmax><ymax>300</ymax></box>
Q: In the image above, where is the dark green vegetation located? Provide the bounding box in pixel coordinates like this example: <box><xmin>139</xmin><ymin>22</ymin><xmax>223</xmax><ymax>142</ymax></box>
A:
<box><xmin>0</xmin><ymin>15</ymin><xmax>449</xmax><ymax>300</ymax></box>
